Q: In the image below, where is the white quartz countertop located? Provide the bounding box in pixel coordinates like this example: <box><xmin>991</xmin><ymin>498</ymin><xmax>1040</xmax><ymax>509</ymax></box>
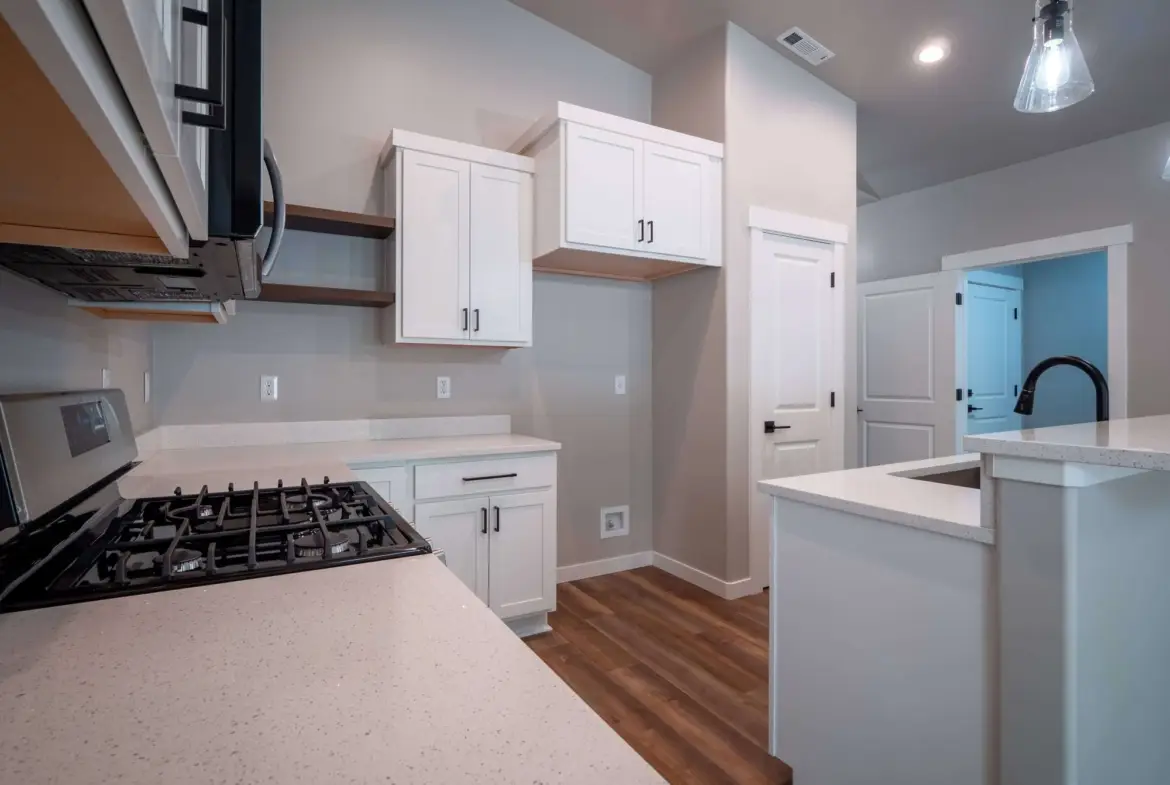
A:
<box><xmin>0</xmin><ymin>556</ymin><xmax>665</xmax><ymax>785</ymax></box>
<box><xmin>122</xmin><ymin>433</ymin><xmax>561</xmax><ymax>498</ymax></box>
<box><xmin>758</xmin><ymin>454</ymin><xmax>991</xmax><ymax>544</ymax></box>
<box><xmin>964</xmin><ymin>414</ymin><xmax>1170</xmax><ymax>471</ymax></box>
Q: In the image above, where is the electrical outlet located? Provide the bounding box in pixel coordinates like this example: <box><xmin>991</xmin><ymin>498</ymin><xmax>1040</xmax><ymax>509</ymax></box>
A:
<box><xmin>260</xmin><ymin>375</ymin><xmax>278</xmax><ymax>402</ymax></box>
<box><xmin>437</xmin><ymin>376</ymin><xmax>451</xmax><ymax>399</ymax></box>
<box><xmin>101</xmin><ymin>368</ymin><xmax>111</xmax><ymax>389</ymax></box>
<box><xmin>614</xmin><ymin>375</ymin><xmax>626</xmax><ymax>395</ymax></box>
<box><xmin>600</xmin><ymin>505</ymin><xmax>630</xmax><ymax>539</ymax></box>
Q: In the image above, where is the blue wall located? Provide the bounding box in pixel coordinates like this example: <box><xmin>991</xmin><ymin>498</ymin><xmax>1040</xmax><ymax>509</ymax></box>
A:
<box><xmin>1021</xmin><ymin>251</ymin><xmax>1109</xmax><ymax>429</ymax></box>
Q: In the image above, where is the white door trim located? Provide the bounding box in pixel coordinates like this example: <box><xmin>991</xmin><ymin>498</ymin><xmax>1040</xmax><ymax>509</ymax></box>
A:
<box><xmin>748</xmin><ymin>207</ymin><xmax>849</xmax><ymax>596</ymax></box>
<box><xmin>943</xmin><ymin>226</ymin><xmax>1130</xmax><ymax>421</ymax></box>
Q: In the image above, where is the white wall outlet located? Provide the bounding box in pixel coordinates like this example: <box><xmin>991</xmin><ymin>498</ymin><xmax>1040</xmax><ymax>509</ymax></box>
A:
<box><xmin>600</xmin><ymin>505</ymin><xmax>630</xmax><ymax>539</ymax></box>
<box><xmin>614</xmin><ymin>375</ymin><xmax>627</xmax><ymax>395</ymax></box>
<box><xmin>260</xmin><ymin>375</ymin><xmax>278</xmax><ymax>402</ymax></box>
<box><xmin>101</xmin><ymin>368</ymin><xmax>111</xmax><ymax>389</ymax></box>
<box><xmin>437</xmin><ymin>376</ymin><xmax>451</xmax><ymax>399</ymax></box>
<box><xmin>144</xmin><ymin>371</ymin><xmax>151</xmax><ymax>403</ymax></box>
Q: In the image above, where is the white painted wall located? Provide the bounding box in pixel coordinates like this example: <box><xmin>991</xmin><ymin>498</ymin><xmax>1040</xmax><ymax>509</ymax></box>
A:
<box><xmin>860</xmin><ymin>121</ymin><xmax>1170</xmax><ymax>418</ymax></box>
<box><xmin>150</xmin><ymin>0</ymin><xmax>654</xmax><ymax>570</ymax></box>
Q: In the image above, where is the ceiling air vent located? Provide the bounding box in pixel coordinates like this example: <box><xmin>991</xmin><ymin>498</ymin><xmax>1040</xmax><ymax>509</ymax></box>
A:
<box><xmin>777</xmin><ymin>27</ymin><xmax>835</xmax><ymax>65</ymax></box>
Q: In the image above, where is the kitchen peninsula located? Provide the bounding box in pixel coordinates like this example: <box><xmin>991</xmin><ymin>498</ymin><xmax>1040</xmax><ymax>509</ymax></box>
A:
<box><xmin>760</xmin><ymin>415</ymin><xmax>1170</xmax><ymax>785</ymax></box>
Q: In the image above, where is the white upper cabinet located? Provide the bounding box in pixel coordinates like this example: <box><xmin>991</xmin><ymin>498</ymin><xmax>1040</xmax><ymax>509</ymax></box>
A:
<box><xmin>381</xmin><ymin>131</ymin><xmax>534</xmax><ymax>348</ymax></box>
<box><xmin>514</xmin><ymin>102</ymin><xmax>723</xmax><ymax>283</ymax></box>
<box><xmin>84</xmin><ymin>0</ymin><xmax>211</xmax><ymax>241</ymax></box>
<box><xmin>564</xmin><ymin>123</ymin><xmax>642</xmax><ymax>252</ymax></box>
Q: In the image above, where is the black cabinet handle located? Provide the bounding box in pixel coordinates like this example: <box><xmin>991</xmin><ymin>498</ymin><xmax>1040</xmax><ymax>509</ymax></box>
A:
<box><xmin>764</xmin><ymin>421</ymin><xmax>792</xmax><ymax>434</ymax></box>
<box><xmin>638</xmin><ymin>219</ymin><xmax>645</xmax><ymax>242</ymax></box>
<box><xmin>493</xmin><ymin>506</ymin><xmax>501</xmax><ymax>533</ymax></box>
<box><xmin>968</xmin><ymin>405</ymin><xmax>984</xmax><ymax>413</ymax></box>
<box><xmin>462</xmin><ymin>473</ymin><xmax>518</xmax><ymax>483</ymax></box>
<box><xmin>648</xmin><ymin>220</ymin><xmax>654</xmax><ymax>243</ymax></box>
<box><xmin>481</xmin><ymin>507</ymin><xmax>487</xmax><ymax>534</ymax></box>
<box><xmin>474</xmin><ymin>309</ymin><xmax>480</xmax><ymax>332</ymax></box>
<box><xmin>176</xmin><ymin>0</ymin><xmax>227</xmax><ymax>130</ymax></box>
<box><xmin>462</xmin><ymin>308</ymin><xmax>469</xmax><ymax>331</ymax></box>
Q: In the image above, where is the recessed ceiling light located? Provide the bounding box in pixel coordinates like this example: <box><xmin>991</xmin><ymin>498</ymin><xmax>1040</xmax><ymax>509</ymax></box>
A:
<box><xmin>915</xmin><ymin>38</ymin><xmax>951</xmax><ymax>65</ymax></box>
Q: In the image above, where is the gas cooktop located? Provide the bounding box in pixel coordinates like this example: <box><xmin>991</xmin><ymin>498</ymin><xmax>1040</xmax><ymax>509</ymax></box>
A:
<box><xmin>0</xmin><ymin>477</ymin><xmax>430</xmax><ymax>611</ymax></box>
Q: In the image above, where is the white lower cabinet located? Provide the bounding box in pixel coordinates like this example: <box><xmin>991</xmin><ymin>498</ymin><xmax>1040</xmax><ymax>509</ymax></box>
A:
<box><xmin>350</xmin><ymin>466</ymin><xmax>410</xmax><ymax>514</ymax></box>
<box><xmin>415</xmin><ymin>489</ymin><xmax>554</xmax><ymax>620</ymax></box>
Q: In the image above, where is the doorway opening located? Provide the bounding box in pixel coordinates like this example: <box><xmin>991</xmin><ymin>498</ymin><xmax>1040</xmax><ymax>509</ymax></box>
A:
<box><xmin>962</xmin><ymin>251</ymin><xmax>1108</xmax><ymax>437</ymax></box>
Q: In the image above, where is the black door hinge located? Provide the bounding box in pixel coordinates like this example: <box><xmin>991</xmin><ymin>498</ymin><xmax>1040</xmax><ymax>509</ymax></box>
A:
<box><xmin>956</xmin><ymin>292</ymin><xmax>963</xmax><ymax>305</ymax></box>
<box><xmin>830</xmin><ymin>391</ymin><xmax>836</xmax><ymax>408</ymax></box>
<box><xmin>956</xmin><ymin>388</ymin><xmax>963</xmax><ymax>401</ymax></box>
<box><xmin>830</xmin><ymin>272</ymin><xmax>836</xmax><ymax>288</ymax></box>
<box><xmin>1015</xmin><ymin>384</ymin><xmax>1019</xmax><ymax>396</ymax></box>
<box><xmin>1014</xmin><ymin>307</ymin><xmax>1018</xmax><ymax>320</ymax></box>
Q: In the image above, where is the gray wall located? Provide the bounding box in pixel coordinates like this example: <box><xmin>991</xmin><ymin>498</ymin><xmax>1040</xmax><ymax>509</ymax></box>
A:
<box><xmin>860</xmin><ymin>121</ymin><xmax>1170</xmax><ymax>418</ymax></box>
<box><xmin>0</xmin><ymin>269</ymin><xmax>152</xmax><ymax>433</ymax></box>
<box><xmin>150</xmin><ymin>0</ymin><xmax>655</xmax><ymax>569</ymax></box>
<box><xmin>723</xmin><ymin>25</ymin><xmax>857</xmax><ymax>580</ymax></box>
<box><xmin>650</xmin><ymin>25</ymin><xmax>857</xmax><ymax>581</ymax></box>
<box><xmin>651</xmin><ymin>28</ymin><xmax>729</xmax><ymax>578</ymax></box>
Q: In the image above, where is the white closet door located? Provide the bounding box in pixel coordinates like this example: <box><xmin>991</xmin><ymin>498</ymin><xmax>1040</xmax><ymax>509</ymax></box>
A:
<box><xmin>641</xmin><ymin>141</ymin><xmax>710</xmax><ymax>260</ymax></box>
<box><xmin>858</xmin><ymin>272</ymin><xmax>960</xmax><ymax>466</ymax></box>
<box><xmin>564</xmin><ymin>123</ymin><xmax>642</xmax><ymax>251</ymax></box>
<box><xmin>400</xmin><ymin>149</ymin><xmax>470</xmax><ymax>341</ymax></box>
<box><xmin>469</xmin><ymin>163</ymin><xmax>531</xmax><ymax>344</ymax></box>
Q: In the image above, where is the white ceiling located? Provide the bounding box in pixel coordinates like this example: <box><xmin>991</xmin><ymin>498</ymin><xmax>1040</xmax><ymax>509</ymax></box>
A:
<box><xmin>509</xmin><ymin>0</ymin><xmax>1170</xmax><ymax>199</ymax></box>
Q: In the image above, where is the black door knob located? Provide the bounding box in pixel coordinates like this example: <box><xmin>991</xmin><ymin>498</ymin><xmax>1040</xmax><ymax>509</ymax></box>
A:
<box><xmin>764</xmin><ymin>421</ymin><xmax>792</xmax><ymax>434</ymax></box>
<box><xmin>968</xmin><ymin>405</ymin><xmax>983</xmax><ymax>413</ymax></box>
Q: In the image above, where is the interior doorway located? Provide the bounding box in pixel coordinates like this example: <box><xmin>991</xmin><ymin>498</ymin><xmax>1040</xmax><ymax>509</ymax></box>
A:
<box><xmin>857</xmin><ymin>225</ymin><xmax>1130</xmax><ymax>467</ymax></box>
<box><xmin>962</xmin><ymin>251</ymin><xmax>1109</xmax><ymax>438</ymax></box>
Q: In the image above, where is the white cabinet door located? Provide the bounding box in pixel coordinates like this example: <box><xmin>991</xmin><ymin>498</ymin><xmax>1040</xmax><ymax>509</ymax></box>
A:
<box><xmin>641</xmin><ymin>141</ymin><xmax>710</xmax><ymax>261</ymax></box>
<box><xmin>469</xmin><ymin>163</ymin><xmax>531</xmax><ymax>344</ymax></box>
<box><xmin>350</xmin><ymin>466</ymin><xmax>409</xmax><ymax>513</ymax></box>
<box><xmin>564</xmin><ymin>123</ymin><xmax>643</xmax><ymax>251</ymax></box>
<box><xmin>488</xmin><ymin>490</ymin><xmax>554</xmax><ymax>620</ymax></box>
<box><xmin>414</xmin><ymin>497</ymin><xmax>489</xmax><ymax>604</ymax></box>
<box><xmin>401</xmin><ymin>150</ymin><xmax>471</xmax><ymax>341</ymax></box>
<box><xmin>83</xmin><ymin>0</ymin><xmax>209</xmax><ymax>240</ymax></box>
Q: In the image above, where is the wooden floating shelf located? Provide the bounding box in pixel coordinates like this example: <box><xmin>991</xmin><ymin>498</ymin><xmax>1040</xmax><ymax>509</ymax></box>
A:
<box><xmin>257</xmin><ymin>283</ymin><xmax>395</xmax><ymax>309</ymax></box>
<box><xmin>264</xmin><ymin>201</ymin><xmax>395</xmax><ymax>240</ymax></box>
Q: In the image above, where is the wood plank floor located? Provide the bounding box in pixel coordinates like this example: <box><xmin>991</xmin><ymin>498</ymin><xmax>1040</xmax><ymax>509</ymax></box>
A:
<box><xmin>526</xmin><ymin>567</ymin><xmax>793</xmax><ymax>785</ymax></box>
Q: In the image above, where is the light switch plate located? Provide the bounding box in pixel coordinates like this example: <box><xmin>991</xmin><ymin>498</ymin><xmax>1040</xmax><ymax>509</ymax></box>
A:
<box><xmin>260</xmin><ymin>375</ymin><xmax>278</xmax><ymax>402</ymax></box>
<box><xmin>614</xmin><ymin>375</ymin><xmax>626</xmax><ymax>395</ymax></box>
<box><xmin>437</xmin><ymin>376</ymin><xmax>451</xmax><ymax>399</ymax></box>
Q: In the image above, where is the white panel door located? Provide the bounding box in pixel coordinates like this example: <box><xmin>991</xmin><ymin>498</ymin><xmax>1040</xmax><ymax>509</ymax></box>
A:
<box><xmin>413</xmin><ymin>497</ymin><xmax>489</xmax><ymax>604</ymax></box>
<box><xmin>84</xmin><ymin>0</ymin><xmax>208</xmax><ymax>240</ymax></box>
<box><xmin>400</xmin><ymin>150</ymin><xmax>470</xmax><ymax>341</ymax></box>
<box><xmin>488</xmin><ymin>491</ymin><xmax>553</xmax><ymax>620</ymax></box>
<box><xmin>641</xmin><ymin>141</ymin><xmax>709</xmax><ymax>260</ymax></box>
<box><xmin>751</xmin><ymin>233</ymin><xmax>842</xmax><ymax>590</ymax></box>
<box><xmin>564</xmin><ymin>123</ymin><xmax>643</xmax><ymax>251</ymax></box>
<box><xmin>859</xmin><ymin>273</ymin><xmax>959</xmax><ymax>467</ymax></box>
<box><xmin>965</xmin><ymin>272</ymin><xmax>1024</xmax><ymax>435</ymax></box>
<box><xmin>469</xmin><ymin>163</ymin><xmax>532</xmax><ymax>344</ymax></box>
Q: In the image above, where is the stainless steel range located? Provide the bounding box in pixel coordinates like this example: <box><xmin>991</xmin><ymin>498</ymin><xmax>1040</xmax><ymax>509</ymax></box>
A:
<box><xmin>0</xmin><ymin>390</ymin><xmax>429</xmax><ymax>612</ymax></box>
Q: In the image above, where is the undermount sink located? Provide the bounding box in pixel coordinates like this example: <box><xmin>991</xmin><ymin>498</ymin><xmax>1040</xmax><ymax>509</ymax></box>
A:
<box><xmin>902</xmin><ymin>466</ymin><xmax>981</xmax><ymax>490</ymax></box>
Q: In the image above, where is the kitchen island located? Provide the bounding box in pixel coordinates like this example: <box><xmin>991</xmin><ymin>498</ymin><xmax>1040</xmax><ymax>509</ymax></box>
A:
<box><xmin>760</xmin><ymin>414</ymin><xmax>1170</xmax><ymax>785</ymax></box>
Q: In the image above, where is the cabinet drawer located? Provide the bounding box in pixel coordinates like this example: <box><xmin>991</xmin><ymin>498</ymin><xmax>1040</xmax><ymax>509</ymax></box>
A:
<box><xmin>414</xmin><ymin>455</ymin><xmax>555</xmax><ymax>501</ymax></box>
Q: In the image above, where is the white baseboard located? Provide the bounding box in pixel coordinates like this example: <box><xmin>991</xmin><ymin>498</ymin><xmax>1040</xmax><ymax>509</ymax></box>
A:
<box><xmin>558</xmin><ymin>550</ymin><xmax>759</xmax><ymax>601</ymax></box>
<box><xmin>651</xmin><ymin>552</ymin><xmax>756</xmax><ymax>600</ymax></box>
<box><xmin>557</xmin><ymin>551</ymin><xmax>653</xmax><ymax>583</ymax></box>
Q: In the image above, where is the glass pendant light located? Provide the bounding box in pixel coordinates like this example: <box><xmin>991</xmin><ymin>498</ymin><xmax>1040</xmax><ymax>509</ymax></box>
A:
<box><xmin>1014</xmin><ymin>0</ymin><xmax>1095</xmax><ymax>113</ymax></box>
